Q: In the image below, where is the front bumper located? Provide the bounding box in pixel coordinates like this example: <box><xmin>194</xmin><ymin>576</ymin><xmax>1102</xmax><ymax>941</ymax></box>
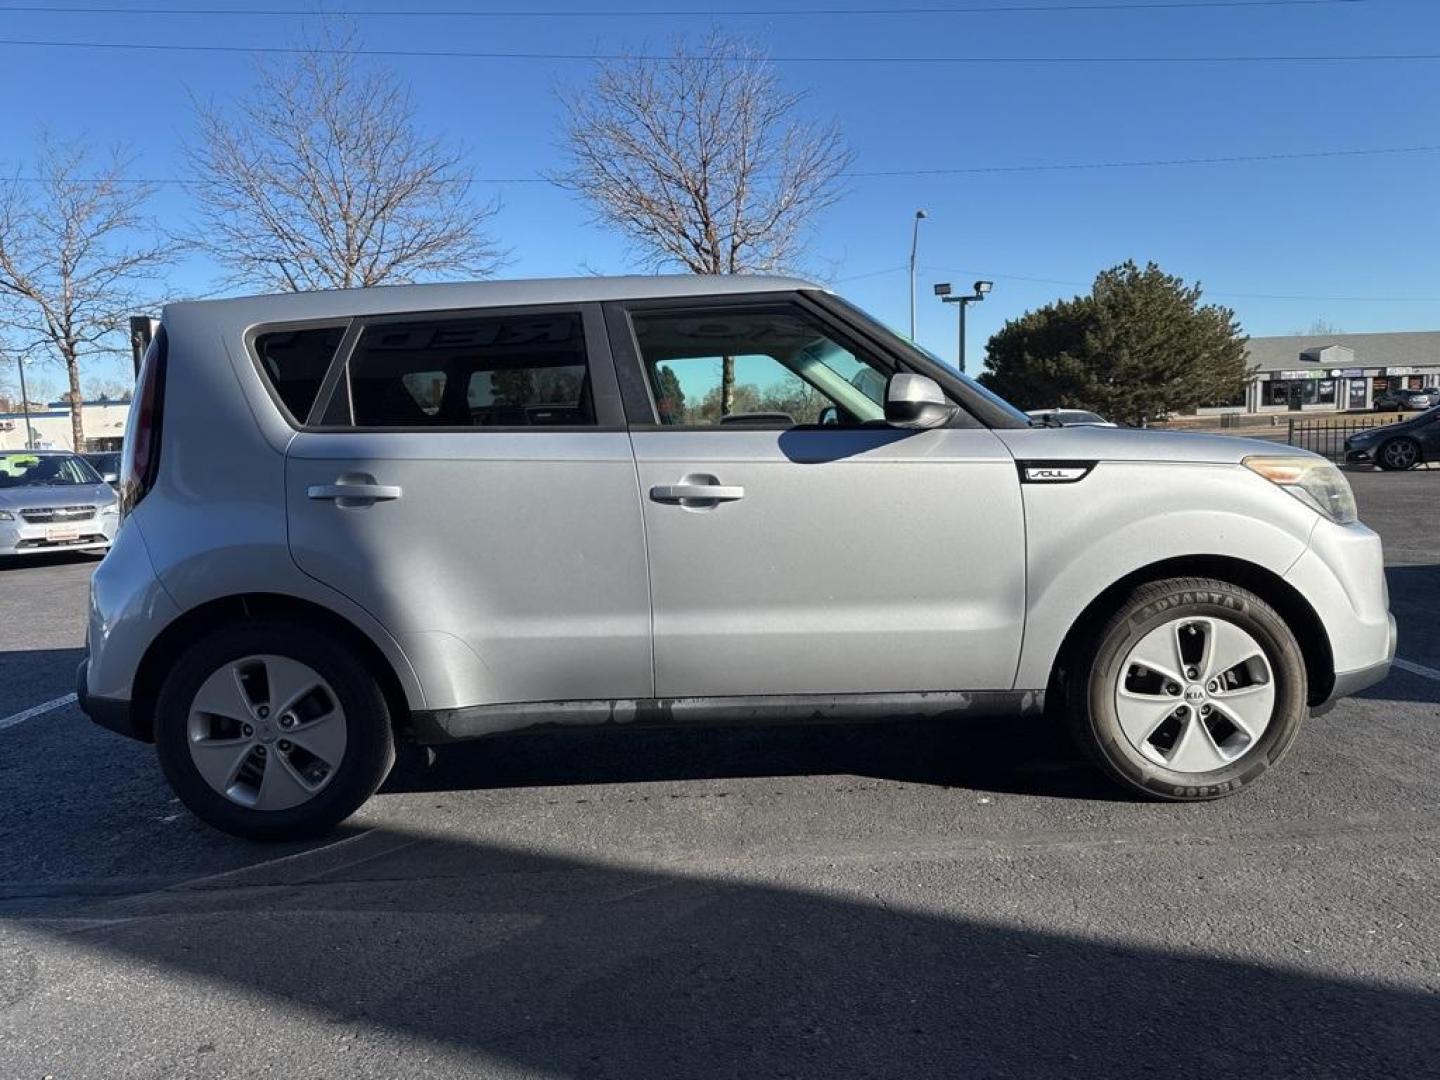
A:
<box><xmin>0</xmin><ymin>512</ymin><xmax>116</xmax><ymax>555</ymax></box>
<box><xmin>1343</xmin><ymin>446</ymin><xmax>1374</xmax><ymax>464</ymax></box>
<box><xmin>1284</xmin><ymin>518</ymin><xmax>1396</xmax><ymax>710</ymax></box>
<box><xmin>1312</xmin><ymin>613</ymin><xmax>1397</xmax><ymax>716</ymax></box>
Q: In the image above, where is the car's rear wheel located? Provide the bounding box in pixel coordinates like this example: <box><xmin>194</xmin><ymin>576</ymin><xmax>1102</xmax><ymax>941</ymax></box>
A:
<box><xmin>154</xmin><ymin>621</ymin><xmax>395</xmax><ymax>840</ymax></box>
<box><xmin>1377</xmin><ymin>437</ymin><xmax>1421</xmax><ymax>471</ymax></box>
<box><xmin>1067</xmin><ymin>577</ymin><xmax>1307</xmax><ymax>801</ymax></box>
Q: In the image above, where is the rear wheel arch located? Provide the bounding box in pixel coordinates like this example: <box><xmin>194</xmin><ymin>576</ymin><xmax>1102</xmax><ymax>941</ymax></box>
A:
<box><xmin>1047</xmin><ymin>555</ymin><xmax>1334</xmax><ymax>710</ymax></box>
<box><xmin>129</xmin><ymin>594</ymin><xmax>414</xmax><ymax>743</ymax></box>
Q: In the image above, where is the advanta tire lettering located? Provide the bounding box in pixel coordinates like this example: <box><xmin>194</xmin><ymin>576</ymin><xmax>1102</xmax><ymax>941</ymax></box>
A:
<box><xmin>1069</xmin><ymin>576</ymin><xmax>1307</xmax><ymax>803</ymax></box>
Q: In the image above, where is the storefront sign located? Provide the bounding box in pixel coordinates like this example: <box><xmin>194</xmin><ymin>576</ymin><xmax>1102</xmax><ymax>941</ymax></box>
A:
<box><xmin>1386</xmin><ymin>366</ymin><xmax>1417</xmax><ymax>376</ymax></box>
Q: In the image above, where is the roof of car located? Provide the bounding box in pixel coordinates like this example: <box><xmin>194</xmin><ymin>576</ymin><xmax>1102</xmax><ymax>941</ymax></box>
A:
<box><xmin>161</xmin><ymin>274</ymin><xmax>827</xmax><ymax>329</ymax></box>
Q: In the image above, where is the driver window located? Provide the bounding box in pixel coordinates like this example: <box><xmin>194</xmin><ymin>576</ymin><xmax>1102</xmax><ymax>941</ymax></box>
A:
<box><xmin>630</xmin><ymin>305</ymin><xmax>891</xmax><ymax>427</ymax></box>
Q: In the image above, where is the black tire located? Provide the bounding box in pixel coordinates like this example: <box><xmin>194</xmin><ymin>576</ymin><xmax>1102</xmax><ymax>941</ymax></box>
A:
<box><xmin>154</xmin><ymin>620</ymin><xmax>395</xmax><ymax>841</ymax></box>
<box><xmin>1066</xmin><ymin>577</ymin><xmax>1307</xmax><ymax>801</ymax></box>
<box><xmin>1377</xmin><ymin>437</ymin><xmax>1421</xmax><ymax>471</ymax></box>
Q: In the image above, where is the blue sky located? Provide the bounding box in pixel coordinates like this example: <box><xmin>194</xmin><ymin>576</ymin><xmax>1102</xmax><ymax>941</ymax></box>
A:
<box><xmin>1</xmin><ymin>0</ymin><xmax>1437</xmax><ymax>391</ymax></box>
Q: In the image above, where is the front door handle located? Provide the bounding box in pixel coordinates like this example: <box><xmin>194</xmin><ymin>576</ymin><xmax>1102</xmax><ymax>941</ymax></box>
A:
<box><xmin>650</xmin><ymin>473</ymin><xmax>745</xmax><ymax>507</ymax></box>
<box><xmin>307</xmin><ymin>475</ymin><xmax>402</xmax><ymax>508</ymax></box>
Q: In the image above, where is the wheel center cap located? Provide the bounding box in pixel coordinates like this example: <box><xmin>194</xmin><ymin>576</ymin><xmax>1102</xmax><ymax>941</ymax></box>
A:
<box><xmin>1184</xmin><ymin>684</ymin><xmax>1207</xmax><ymax>705</ymax></box>
<box><xmin>255</xmin><ymin>720</ymin><xmax>277</xmax><ymax>743</ymax></box>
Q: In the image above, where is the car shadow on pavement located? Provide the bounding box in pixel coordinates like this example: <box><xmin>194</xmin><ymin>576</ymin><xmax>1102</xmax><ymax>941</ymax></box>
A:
<box><xmin>13</xmin><ymin>824</ymin><xmax>1438</xmax><ymax>1078</ymax></box>
<box><xmin>383</xmin><ymin>712</ymin><xmax>1125</xmax><ymax>803</ymax></box>
<box><xmin>0</xmin><ymin>551</ymin><xmax>102</xmax><ymax>573</ymax></box>
<box><xmin>1360</xmin><ymin>565</ymin><xmax>1440</xmax><ymax>705</ymax></box>
<box><xmin>0</xmin><ymin>647</ymin><xmax>86</xmax><ymax>716</ymax></box>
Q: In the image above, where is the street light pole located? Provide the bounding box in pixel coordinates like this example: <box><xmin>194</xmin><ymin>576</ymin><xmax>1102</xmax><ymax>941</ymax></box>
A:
<box><xmin>932</xmin><ymin>280</ymin><xmax>994</xmax><ymax>374</ymax></box>
<box><xmin>13</xmin><ymin>354</ymin><xmax>35</xmax><ymax>450</ymax></box>
<box><xmin>908</xmin><ymin>209</ymin><xmax>927</xmax><ymax>339</ymax></box>
<box><xmin>958</xmin><ymin>297</ymin><xmax>968</xmax><ymax>374</ymax></box>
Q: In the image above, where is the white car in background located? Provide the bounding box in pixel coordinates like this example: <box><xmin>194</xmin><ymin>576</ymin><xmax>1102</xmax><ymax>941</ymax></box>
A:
<box><xmin>0</xmin><ymin>450</ymin><xmax>119</xmax><ymax>557</ymax></box>
<box><xmin>1026</xmin><ymin>408</ymin><xmax>1118</xmax><ymax>428</ymax></box>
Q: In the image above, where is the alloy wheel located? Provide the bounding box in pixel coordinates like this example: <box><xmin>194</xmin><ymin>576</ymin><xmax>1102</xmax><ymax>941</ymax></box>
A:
<box><xmin>186</xmin><ymin>654</ymin><xmax>348</xmax><ymax>810</ymax></box>
<box><xmin>1382</xmin><ymin>440</ymin><xmax>1418</xmax><ymax>469</ymax></box>
<box><xmin>1114</xmin><ymin>617</ymin><xmax>1275</xmax><ymax>773</ymax></box>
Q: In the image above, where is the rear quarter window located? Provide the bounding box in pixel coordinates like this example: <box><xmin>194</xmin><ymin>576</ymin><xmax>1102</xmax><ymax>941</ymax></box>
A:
<box><xmin>252</xmin><ymin>325</ymin><xmax>346</xmax><ymax>423</ymax></box>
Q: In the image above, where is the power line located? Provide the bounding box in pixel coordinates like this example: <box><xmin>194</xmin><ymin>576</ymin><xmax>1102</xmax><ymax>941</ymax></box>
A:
<box><xmin>5</xmin><ymin>142</ymin><xmax>1437</xmax><ymax>185</ymax></box>
<box><xmin>0</xmin><ymin>36</ymin><xmax>1428</xmax><ymax>64</ymax></box>
<box><xmin>917</xmin><ymin>265</ymin><xmax>1440</xmax><ymax>302</ymax></box>
<box><xmin>834</xmin><ymin>264</ymin><xmax>909</xmax><ymax>283</ymax></box>
<box><xmin>0</xmin><ymin>1</ymin><xmax>1372</xmax><ymax>17</ymax></box>
<box><xmin>848</xmin><ymin>144</ymin><xmax>1440</xmax><ymax>176</ymax></box>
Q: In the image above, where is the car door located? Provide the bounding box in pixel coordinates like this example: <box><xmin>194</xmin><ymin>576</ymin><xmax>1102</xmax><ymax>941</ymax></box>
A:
<box><xmin>283</xmin><ymin>303</ymin><xmax>653</xmax><ymax>711</ymax></box>
<box><xmin>605</xmin><ymin>293</ymin><xmax>1027</xmax><ymax>700</ymax></box>
<box><xmin>1414</xmin><ymin>409</ymin><xmax>1440</xmax><ymax>455</ymax></box>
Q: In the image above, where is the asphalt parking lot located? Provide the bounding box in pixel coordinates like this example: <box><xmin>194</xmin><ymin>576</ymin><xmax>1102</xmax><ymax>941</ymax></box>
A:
<box><xmin>1</xmin><ymin>470</ymin><xmax>1437</xmax><ymax>1079</ymax></box>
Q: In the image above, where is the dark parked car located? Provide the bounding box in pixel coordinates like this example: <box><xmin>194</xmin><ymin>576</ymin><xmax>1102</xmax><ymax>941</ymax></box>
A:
<box><xmin>1372</xmin><ymin>388</ymin><xmax>1437</xmax><ymax>412</ymax></box>
<box><xmin>1345</xmin><ymin>405</ymin><xmax>1440</xmax><ymax>470</ymax></box>
<box><xmin>83</xmin><ymin>451</ymin><xmax>121</xmax><ymax>487</ymax></box>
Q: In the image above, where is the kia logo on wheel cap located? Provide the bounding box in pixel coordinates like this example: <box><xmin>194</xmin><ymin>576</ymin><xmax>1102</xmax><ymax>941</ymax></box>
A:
<box><xmin>1185</xmin><ymin>685</ymin><xmax>1207</xmax><ymax>704</ymax></box>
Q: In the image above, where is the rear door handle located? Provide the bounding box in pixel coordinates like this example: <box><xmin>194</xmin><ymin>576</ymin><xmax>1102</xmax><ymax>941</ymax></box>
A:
<box><xmin>307</xmin><ymin>478</ymin><xmax>402</xmax><ymax>507</ymax></box>
<box><xmin>650</xmin><ymin>478</ymin><xmax>745</xmax><ymax>504</ymax></box>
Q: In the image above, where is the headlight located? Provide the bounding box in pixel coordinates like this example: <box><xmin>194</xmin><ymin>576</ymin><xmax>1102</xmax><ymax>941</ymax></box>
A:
<box><xmin>0</xmin><ymin>510</ymin><xmax>12</xmax><ymax>521</ymax></box>
<box><xmin>1243</xmin><ymin>455</ymin><xmax>1358</xmax><ymax>524</ymax></box>
<box><xmin>101</xmin><ymin>504</ymin><xmax>119</xmax><ymax>516</ymax></box>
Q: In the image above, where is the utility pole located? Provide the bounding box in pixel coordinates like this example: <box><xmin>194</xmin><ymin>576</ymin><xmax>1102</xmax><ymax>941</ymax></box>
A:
<box><xmin>908</xmin><ymin>209</ymin><xmax>927</xmax><ymax>339</ymax></box>
<box><xmin>933</xmin><ymin>280</ymin><xmax>994</xmax><ymax>374</ymax></box>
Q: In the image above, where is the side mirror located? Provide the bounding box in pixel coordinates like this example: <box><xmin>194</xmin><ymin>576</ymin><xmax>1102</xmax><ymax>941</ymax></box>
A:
<box><xmin>817</xmin><ymin>405</ymin><xmax>839</xmax><ymax>426</ymax></box>
<box><xmin>885</xmin><ymin>373</ymin><xmax>955</xmax><ymax>429</ymax></box>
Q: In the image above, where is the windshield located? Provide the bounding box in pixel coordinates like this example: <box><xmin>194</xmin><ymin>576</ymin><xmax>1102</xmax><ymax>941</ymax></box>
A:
<box><xmin>0</xmin><ymin>453</ymin><xmax>102</xmax><ymax>488</ymax></box>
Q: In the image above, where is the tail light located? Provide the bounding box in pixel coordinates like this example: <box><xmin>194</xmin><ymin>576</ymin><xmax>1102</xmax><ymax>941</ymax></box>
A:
<box><xmin>120</xmin><ymin>324</ymin><xmax>167</xmax><ymax>517</ymax></box>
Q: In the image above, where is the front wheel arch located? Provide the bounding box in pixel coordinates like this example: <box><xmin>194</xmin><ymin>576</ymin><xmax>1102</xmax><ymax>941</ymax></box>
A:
<box><xmin>1046</xmin><ymin>555</ymin><xmax>1334</xmax><ymax>712</ymax></box>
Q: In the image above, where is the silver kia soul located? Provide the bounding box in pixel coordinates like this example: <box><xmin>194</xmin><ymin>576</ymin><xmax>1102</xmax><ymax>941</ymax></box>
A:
<box><xmin>79</xmin><ymin>276</ymin><xmax>1396</xmax><ymax>839</ymax></box>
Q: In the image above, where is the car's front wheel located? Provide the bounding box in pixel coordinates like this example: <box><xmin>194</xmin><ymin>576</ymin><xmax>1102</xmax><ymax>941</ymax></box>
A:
<box><xmin>154</xmin><ymin>621</ymin><xmax>395</xmax><ymax>840</ymax></box>
<box><xmin>1068</xmin><ymin>577</ymin><xmax>1307</xmax><ymax>801</ymax></box>
<box><xmin>1377</xmin><ymin>437</ymin><xmax>1421</xmax><ymax>471</ymax></box>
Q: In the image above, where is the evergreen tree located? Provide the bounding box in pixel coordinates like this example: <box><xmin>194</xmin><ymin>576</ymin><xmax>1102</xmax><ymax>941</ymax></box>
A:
<box><xmin>654</xmin><ymin>364</ymin><xmax>687</xmax><ymax>423</ymax></box>
<box><xmin>980</xmin><ymin>261</ymin><xmax>1252</xmax><ymax>424</ymax></box>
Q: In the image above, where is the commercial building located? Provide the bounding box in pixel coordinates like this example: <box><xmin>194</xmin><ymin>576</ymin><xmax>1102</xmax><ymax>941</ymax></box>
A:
<box><xmin>0</xmin><ymin>398</ymin><xmax>131</xmax><ymax>452</ymax></box>
<box><xmin>1240</xmin><ymin>330</ymin><xmax>1440</xmax><ymax>414</ymax></box>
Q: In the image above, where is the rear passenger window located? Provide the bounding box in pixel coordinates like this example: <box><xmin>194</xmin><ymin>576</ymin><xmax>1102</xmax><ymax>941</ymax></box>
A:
<box><xmin>345</xmin><ymin>311</ymin><xmax>595</xmax><ymax>428</ymax></box>
<box><xmin>253</xmin><ymin>325</ymin><xmax>346</xmax><ymax>423</ymax></box>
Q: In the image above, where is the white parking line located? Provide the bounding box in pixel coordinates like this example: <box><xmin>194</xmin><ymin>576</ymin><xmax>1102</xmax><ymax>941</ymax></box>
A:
<box><xmin>0</xmin><ymin>692</ymin><xmax>77</xmax><ymax>732</ymax></box>
<box><xmin>1393</xmin><ymin>657</ymin><xmax>1440</xmax><ymax>682</ymax></box>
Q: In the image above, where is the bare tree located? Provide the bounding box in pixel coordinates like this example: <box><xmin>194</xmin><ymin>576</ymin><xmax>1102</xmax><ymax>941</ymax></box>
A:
<box><xmin>1296</xmin><ymin>319</ymin><xmax>1344</xmax><ymax>337</ymax></box>
<box><xmin>0</xmin><ymin>138</ymin><xmax>169</xmax><ymax>451</ymax></box>
<box><xmin>554</xmin><ymin>31</ymin><xmax>851</xmax><ymax>413</ymax></box>
<box><xmin>186</xmin><ymin>29</ymin><xmax>503</xmax><ymax>292</ymax></box>
<box><xmin>556</xmin><ymin>31</ymin><xmax>850</xmax><ymax>276</ymax></box>
<box><xmin>85</xmin><ymin>376</ymin><xmax>135</xmax><ymax>402</ymax></box>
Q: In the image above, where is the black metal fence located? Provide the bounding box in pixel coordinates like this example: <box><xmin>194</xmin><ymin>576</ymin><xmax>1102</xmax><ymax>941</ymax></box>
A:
<box><xmin>1286</xmin><ymin>415</ymin><xmax>1393</xmax><ymax>461</ymax></box>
